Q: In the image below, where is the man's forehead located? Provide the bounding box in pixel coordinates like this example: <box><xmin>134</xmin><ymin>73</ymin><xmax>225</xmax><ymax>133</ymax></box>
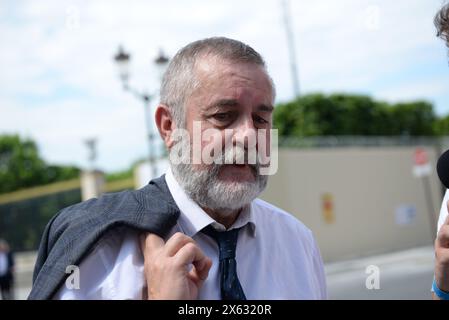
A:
<box><xmin>194</xmin><ymin>55</ymin><xmax>269</xmax><ymax>82</ymax></box>
<box><xmin>192</xmin><ymin>56</ymin><xmax>274</xmax><ymax>103</ymax></box>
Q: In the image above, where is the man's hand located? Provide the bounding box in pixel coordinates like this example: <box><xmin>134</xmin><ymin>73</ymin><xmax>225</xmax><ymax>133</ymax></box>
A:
<box><xmin>140</xmin><ymin>232</ymin><xmax>212</xmax><ymax>300</ymax></box>
<box><xmin>434</xmin><ymin>200</ymin><xmax>449</xmax><ymax>298</ymax></box>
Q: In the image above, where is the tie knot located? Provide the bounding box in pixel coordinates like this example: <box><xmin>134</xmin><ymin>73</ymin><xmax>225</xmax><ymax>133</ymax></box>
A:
<box><xmin>201</xmin><ymin>225</ymin><xmax>241</xmax><ymax>260</ymax></box>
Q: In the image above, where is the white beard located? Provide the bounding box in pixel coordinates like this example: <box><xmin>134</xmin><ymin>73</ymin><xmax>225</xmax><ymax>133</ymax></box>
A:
<box><xmin>170</xmin><ymin>139</ymin><xmax>268</xmax><ymax>215</ymax></box>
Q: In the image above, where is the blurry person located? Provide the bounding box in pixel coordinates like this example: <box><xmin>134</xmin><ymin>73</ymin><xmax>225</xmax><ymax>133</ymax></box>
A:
<box><xmin>29</xmin><ymin>37</ymin><xmax>327</xmax><ymax>300</ymax></box>
<box><xmin>435</xmin><ymin>3</ymin><xmax>449</xmax><ymax>51</ymax></box>
<box><xmin>433</xmin><ymin>3</ymin><xmax>449</xmax><ymax>300</ymax></box>
<box><xmin>0</xmin><ymin>239</ymin><xmax>15</xmax><ymax>300</ymax></box>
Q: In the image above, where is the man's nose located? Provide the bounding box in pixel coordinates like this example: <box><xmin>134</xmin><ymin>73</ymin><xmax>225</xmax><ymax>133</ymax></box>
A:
<box><xmin>232</xmin><ymin>118</ymin><xmax>257</xmax><ymax>149</ymax></box>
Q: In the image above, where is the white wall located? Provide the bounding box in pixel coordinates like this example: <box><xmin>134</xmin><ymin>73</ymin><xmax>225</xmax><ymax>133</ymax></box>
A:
<box><xmin>260</xmin><ymin>147</ymin><xmax>442</xmax><ymax>262</ymax></box>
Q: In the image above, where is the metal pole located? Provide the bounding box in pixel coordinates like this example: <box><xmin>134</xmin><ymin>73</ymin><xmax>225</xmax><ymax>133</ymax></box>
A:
<box><xmin>281</xmin><ymin>0</ymin><xmax>300</xmax><ymax>98</ymax></box>
<box><xmin>143</xmin><ymin>95</ymin><xmax>157</xmax><ymax>179</ymax></box>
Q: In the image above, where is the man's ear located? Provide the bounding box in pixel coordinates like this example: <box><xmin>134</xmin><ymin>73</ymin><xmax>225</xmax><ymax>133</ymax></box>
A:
<box><xmin>155</xmin><ymin>104</ymin><xmax>176</xmax><ymax>149</ymax></box>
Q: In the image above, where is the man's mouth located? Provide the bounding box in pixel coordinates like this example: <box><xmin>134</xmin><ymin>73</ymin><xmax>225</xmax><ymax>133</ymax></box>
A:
<box><xmin>218</xmin><ymin>163</ymin><xmax>258</xmax><ymax>180</ymax></box>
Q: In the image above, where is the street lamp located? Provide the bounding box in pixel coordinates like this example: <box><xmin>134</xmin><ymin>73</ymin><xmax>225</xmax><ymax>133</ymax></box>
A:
<box><xmin>154</xmin><ymin>48</ymin><xmax>169</xmax><ymax>81</ymax></box>
<box><xmin>113</xmin><ymin>45</ymin><xmax>169</xmax><ymax>179</ymax></box>
<box><xmin>114</xmin><ymin>46</ymin><xmax>131</xmax><ymax>86</ymax></box>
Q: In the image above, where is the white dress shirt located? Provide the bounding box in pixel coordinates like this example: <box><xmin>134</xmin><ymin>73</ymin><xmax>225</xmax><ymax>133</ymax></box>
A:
<box><xmin>55</xmin><ymin>168</ymin><xmax>327</xmax><ymax>299</ymax></box>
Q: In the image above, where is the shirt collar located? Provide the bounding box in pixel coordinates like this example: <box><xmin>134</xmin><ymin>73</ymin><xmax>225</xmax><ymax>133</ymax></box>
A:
<box><xmin>165</xmin><ymin>167</ymin><xmax>256</xmax><ymax>238</ymax></box>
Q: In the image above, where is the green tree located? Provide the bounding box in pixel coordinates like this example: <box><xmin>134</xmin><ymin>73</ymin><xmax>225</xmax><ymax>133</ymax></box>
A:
<box><xmin>330</xmin><ymin>94</ymin><xmax>382</xmax><ymax>135</ymax></box>
<box><xmin>0</xmin><ymin>134</ymin><xmax>80</xmax><ymax>193</ymax></box>
<box><xmin>274</xmin><ymin>93</ymin><xmax>438</xmax><ymax>138</ymax></box>
<box><xmin>389</xmin><ymin>101</ymin><xmax>436</xmax><ymax>136</ymax></box>
<box><xmin>434</xmin><ymin>114</ymin><xmax>449</xmax><ymax>135</ymax></box>
<box><xmin>274</xmin><ymin>93</ymin><xmax>344</xmax><ymax>137</ymax></box>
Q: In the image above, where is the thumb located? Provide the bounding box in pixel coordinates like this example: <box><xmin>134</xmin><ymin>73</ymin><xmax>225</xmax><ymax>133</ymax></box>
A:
<box><xmin>189</xmin><ymin>257</ymin><xmax>212</xmax><ymax>285</ymax></box>
<box><xmin>140</xmin><ymin>233</ymin><xmax>165</xmax><ymax>258</ymax></box>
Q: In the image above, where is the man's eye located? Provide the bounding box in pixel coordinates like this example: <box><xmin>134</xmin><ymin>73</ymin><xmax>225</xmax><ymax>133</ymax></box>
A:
<box><xmin>213</xmin><ymin>113</ymin><xmax>231</xmax><ymax>121</ymax></box>
<box><xmin>254</xmin><ymin>115</ymin><xmax>269</xmax><ymax>124</ymax></box>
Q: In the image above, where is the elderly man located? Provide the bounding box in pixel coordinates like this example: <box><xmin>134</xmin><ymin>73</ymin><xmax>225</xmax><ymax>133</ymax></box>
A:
<box><xmin>433</xmin><ymin>4</ymin><xmax>449</xmax><ymax>300</ymax></box>
<box><xmin>30</xmin><ymin>37</ymin><xmax>327</xmax><ymax>300</ymax></box>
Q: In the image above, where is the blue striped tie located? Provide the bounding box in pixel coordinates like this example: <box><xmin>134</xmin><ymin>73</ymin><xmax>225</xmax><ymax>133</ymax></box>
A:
<box><xmin>201</xmin><ymin>224</ymin><xmax>246</xmax><ymax>300</ymax></box>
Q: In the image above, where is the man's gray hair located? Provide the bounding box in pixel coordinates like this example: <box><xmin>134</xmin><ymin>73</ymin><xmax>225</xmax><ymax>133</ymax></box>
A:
<box><xmin>160</xmin><ymin>37</ymin><xmax>274</xmax><ymax>127</ymax></box>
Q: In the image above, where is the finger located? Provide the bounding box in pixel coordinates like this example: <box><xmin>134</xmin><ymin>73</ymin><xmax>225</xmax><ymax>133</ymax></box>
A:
<box><xmin>139</xmin><ymin>233</ymin><xmax>146</xmax><ymax>254</ymax></box>
<box><xmin>190</xmin><ymin>257</ymin><xmax>212</xmax><ymax>282</ymax></box>
<box><xmin>174</xmin><ymin>242</ymin><xmax>208</xmax><ymax>267</ymax></box>
<box><xmin>437</xmin><ymin>225</ymin><xmax>449</xmax><ymax>248</ymax></box>
<box><xmin>164</xmin><ymin>232</ymin><xmax>195</xmax><ymax>257</ymax></box>
<box><xmin>141</xmin><ymin>233</ymin><xmax>165</xmax><ymax>257</ymax></box>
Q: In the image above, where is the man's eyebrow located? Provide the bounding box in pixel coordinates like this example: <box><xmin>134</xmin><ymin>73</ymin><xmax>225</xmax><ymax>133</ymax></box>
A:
<box><xmin>207</xmin><ymin>99</ymin><xmax>240</xmax><ymax>110</ymax></box>
<box><xmin>204</xmin><ymin>100</ymin><xmax>274</xmax><ymax>112</ymax></box>
<box><xmin>256</xmin><ymin>104</ymin><xmax>274</xmax><ymax>112</ymax></box>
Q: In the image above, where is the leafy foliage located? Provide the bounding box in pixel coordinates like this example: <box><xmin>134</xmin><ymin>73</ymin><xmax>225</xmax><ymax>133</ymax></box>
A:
<box><xmin>274</xmin><ymin>93</ymin><xmax>438</xmax><ymax>137</ymax></box>
<box><xmin>0</xmin><ymin>134</ymin><xmax>80</xmax><ymax>193</ymax></box>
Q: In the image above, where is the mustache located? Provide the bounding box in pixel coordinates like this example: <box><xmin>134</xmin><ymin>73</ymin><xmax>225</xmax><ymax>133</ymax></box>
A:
<box><xmin>209</xmin><ymin>145</ymin><xmax>260</xmax><ymax>177</ymax></box>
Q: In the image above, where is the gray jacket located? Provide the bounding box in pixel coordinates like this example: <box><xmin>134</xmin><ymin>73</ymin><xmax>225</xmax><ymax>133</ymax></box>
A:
<box><xmin>28</xmin><ymin>175</ymin><xmax>180</xmax><ymax>300</ymax></box>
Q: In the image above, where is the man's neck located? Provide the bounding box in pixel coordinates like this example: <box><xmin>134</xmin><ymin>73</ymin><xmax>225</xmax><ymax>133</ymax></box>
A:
<box><xmin>202</xmin><ymin>206</ymin><xmax>242</xmax><ymax>229</ymax></box>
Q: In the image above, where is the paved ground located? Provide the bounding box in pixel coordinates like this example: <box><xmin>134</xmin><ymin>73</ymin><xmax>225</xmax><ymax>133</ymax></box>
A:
<box><xmin>325</xmin><ymin>246</ymin><xmax>434</xmax><ymax>299</ymax></box>
<box><xmin>9</xmin><ymin>245</ymin><xmax>435</xmax><ymax>300</ymax></box>
<box><xmin>11</xmin><ymin>251</ymin><xmax>35</xmax><ymax>300</ymax></box>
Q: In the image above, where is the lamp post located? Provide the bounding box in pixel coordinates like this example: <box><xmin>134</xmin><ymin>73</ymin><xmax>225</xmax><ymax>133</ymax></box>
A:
<box><xmin>84</xmin><ymin>138</ymin><xmax>97</xmax><ymax>171</ymax></box>
<box><xmin>81</xmin><ymin>137</ymin><xmax>105</xmax><ymax>201</ymax></box>
<box><xmin>113</xmin><ymin>46</ymin><xmax>169</xmax><ymax>179</ymax></box>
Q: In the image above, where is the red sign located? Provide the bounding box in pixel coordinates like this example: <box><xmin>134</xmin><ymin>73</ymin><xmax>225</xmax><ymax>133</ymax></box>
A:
<box><xmin>413</xmin><ymin>147</ymin><xmax>431</xmax><ymax>178</ymax></box>
<box><xmin>414</xmin><ymin>148</ymin><xmax>429</xmax><ymax>166</ymax></box>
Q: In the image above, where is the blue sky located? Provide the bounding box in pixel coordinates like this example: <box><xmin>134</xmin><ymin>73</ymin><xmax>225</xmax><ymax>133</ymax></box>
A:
<box><xmin>1</xmin><ymin>0</ymin><xmax>449</xmax><ymax>172</ymax></box>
